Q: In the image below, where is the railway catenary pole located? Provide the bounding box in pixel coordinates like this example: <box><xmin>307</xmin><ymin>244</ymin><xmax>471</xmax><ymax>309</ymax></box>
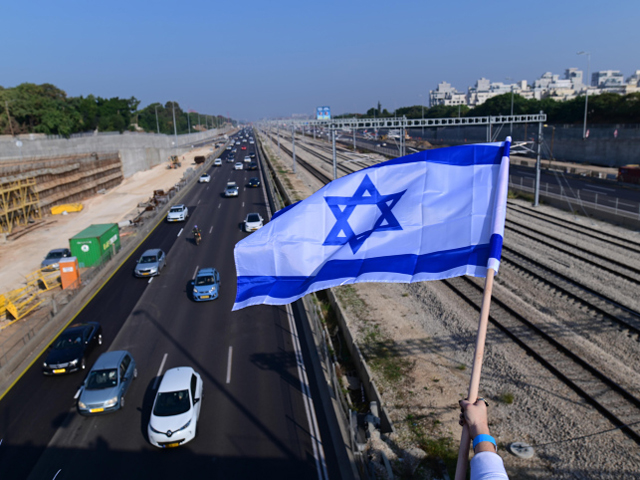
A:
<box><xmin>353</xmin><ymin>126</ymin><xmax>356</xmax><ymax>152</ymax></box>
<box><xmin>155</xmin><ymin>105</ymin><xmax>160</xmax><ymax>134</ymax></box>
<box><xmin>332</xmin><ymin>129</ymin><xmax>337</xmax><ymax>180</ymax></box>
<box><xmin>277</xmin><ymin>124</ymin><xmax>280</xmax><ymax>157</ymax></box>
<box><xmin>291</xmin><ymin>125</ymin><xmax>296</xmax><ymax>173</ymax></box>
<box><xmin>534</xmin><ymin>112</ymin><xmax>543</xmax><ymax>207</ymax></box>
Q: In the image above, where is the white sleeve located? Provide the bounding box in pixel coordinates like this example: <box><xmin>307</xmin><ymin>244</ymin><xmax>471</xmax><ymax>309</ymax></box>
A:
<box><xmin>470</xmin><ymin>451</ymin><xmax>509</xmax><ymax>480</ymax></box>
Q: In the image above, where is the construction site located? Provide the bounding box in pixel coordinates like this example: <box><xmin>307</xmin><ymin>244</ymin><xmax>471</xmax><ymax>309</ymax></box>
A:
<box><xmin>0</xmin><ymin>130</ymin><xmax>228</xmax><ymax>377</ymax></box>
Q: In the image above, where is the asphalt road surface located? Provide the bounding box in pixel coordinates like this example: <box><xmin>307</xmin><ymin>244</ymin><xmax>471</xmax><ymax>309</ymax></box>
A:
<box><xmin>0</xmin><ymin>132</ymin><xmax>336</xmax><ymax>480</ymax></box>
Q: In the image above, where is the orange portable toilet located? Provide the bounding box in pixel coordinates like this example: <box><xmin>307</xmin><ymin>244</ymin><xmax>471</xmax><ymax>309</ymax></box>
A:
<box><xmin>59</xmin><ymin>257</ymin><xmax>81</xmax><ymax>290</ymax></box>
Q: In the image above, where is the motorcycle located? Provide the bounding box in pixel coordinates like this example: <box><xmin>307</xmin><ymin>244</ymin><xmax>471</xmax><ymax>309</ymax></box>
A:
<box><xmin>194</xmin><ymin>231</ymin><xmax>201</xmax><ymax>246</ymax></box>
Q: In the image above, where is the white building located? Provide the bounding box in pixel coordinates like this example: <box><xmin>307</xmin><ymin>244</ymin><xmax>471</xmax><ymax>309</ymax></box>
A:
<box><xmin>429</xmin><ymin>81</ymin><xmax>466</xmax><ymax>107</ymax></box>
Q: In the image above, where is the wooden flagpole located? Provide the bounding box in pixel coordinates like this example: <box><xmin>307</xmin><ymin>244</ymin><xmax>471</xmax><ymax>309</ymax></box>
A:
<box><xmin>454</xmin><ymin>268</ymin><xmax>496</xmax><ymax>480</ymax></box>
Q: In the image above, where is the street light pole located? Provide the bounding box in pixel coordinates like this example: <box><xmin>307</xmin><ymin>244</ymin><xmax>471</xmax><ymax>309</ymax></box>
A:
<box><xmin>171</xmin><ymin>102</ymin><xmax>178</xmax><ymax>147</ymax></box>
<box><xmin>505</xmin><ymin>77</ymin><xmax>514</xmax><ymax>135</ymax></box>
<box><xmin>155</xmin><ymin>105</ymin><xmax>160</xmax><ymax>134</ymax></box>
<box><xmin>419</xmin><ymin>94</ymin><xmax>424</xmax><ymax>136</ymax></box>
<box><xmin>577</xmin><ymin>51</ymin><xmax>591</xmax><ymax>140</ymax></box>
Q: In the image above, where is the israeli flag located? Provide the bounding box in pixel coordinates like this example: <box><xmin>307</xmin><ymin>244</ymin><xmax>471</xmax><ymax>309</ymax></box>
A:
<box><xmin>233</xmin><ymin>138</ymin><xmax>510</xmax><ymax>310</ymax></box>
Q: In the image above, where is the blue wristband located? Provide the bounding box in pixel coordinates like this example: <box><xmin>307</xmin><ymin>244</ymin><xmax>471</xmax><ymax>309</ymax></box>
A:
<box><xmin>472</xmin><ymin>434</ymin><xmax>497</xmax><ymax>451</ymax></box>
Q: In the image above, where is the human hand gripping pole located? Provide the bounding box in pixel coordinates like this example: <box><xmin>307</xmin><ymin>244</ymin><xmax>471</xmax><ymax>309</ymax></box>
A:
<box><xmin>454</xmin><ymin>268</ymin><xmax>496</xmax><ymax>480</ymax></box>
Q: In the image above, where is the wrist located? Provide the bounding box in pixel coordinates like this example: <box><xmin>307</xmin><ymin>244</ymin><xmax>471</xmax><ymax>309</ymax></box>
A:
<box><xmin>468</xmin><ymin>423</ymin><xmax>490</xmax><ymax>438</ymax></box>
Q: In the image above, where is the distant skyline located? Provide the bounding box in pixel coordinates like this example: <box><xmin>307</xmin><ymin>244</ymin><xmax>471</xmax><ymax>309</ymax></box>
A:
<box><xmin>2</xmin><ymin>0</ymin><xmax>639</xmax><ymax>122</ymax></box>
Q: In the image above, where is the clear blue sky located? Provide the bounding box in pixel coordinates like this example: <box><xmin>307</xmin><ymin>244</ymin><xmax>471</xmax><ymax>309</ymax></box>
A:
<box><xmin>2</xmin><ymin>0</ymin><xmax>638</xmax><ymax>121</ymax></box>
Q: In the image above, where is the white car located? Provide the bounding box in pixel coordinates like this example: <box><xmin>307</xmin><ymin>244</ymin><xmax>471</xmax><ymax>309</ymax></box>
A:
<box><xmin>249</xmin><ymin>140</ymin><xmax>254</xmax><ymax>145</ymax></box>
<box><xmin>244</xmin><ymin>213</ymin><xmax>264</xmax><ymax>232</ymax></box>
<box><xmin>234</xmin><ymin>162</ymin><xmax>243</xmax><ymax>171</ymax></box>
<box><xmin>199</xmin><ymin>173</ymin><xmax>211</xmax><ymax>183</ymax></box>
<box><xmin>244</xmin><ymin>156</ymin><xmax>251</xmax><ymax>163</ymax></box>
<box><xmin>213</xmin><ymin>158</ymin><xmax>222</xmax><ymax>167</ymax></box>
<box><xmin>167</xmin><ymin>204</ymin><xmax>188</xmax><ymax>222</ymax></box>
<box><xmin>148</xmin><ymin>367</ymin><xmax>203</xmax><ymax>448</ymax></box>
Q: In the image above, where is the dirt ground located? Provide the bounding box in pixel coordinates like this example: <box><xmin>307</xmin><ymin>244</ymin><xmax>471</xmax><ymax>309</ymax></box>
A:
<box><xmin>0</xmin><ymin>145</ymin><xmax>215</xmax><ymax>295</ymax></box>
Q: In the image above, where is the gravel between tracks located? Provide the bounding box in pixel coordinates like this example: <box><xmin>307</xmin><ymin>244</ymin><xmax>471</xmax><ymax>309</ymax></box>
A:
<box><xmin>262</xmin><ymin>132</ymin><xmax>640</xmax><ymax>479</ymax></box>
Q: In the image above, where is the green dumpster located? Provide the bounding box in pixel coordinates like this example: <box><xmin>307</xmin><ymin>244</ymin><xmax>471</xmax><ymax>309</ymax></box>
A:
<box><xmin>69</xmin><ymin>223</ymin><xmax>121</xmax><ymax>268</ymax></box>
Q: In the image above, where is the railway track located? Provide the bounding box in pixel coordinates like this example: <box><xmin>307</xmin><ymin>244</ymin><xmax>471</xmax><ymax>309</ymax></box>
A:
<box><xmin>502</xmin><ymin>246</ymin><xmax>640</xmax><ymax>338</ymax></box>
<box><xmin>506</xmin><ymin>220</ymin><xmax>640</xmax><ymax>285</ymax></box>
<box><xmin>508</xmin><ymin>202</ymin><xmax>640</xmax><ymax>255</ymax></box>
<box><xmin>444</xmin><ymin>276</ymin><xmax>640</xmax><ymax>445</ymax></box>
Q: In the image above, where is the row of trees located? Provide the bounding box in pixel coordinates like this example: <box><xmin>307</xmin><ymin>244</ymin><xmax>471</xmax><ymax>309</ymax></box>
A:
<box><xmin>344</xmin><ymin>93</ymin><xmax>640</xmax><ymax>124</ymax></box>
<box><xmin>0</xmin><ymin>83</ymin><xmax>232</xmax><ymax>137</ymax></box>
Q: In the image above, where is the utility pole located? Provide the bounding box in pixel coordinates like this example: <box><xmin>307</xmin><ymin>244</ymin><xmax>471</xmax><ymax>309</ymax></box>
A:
<box><xmin>577</xmin><ymin>51</ymin><xmax>591</xmax><ymax>140</ymax></box>
<box><xmin>353</xmin><ymin>125</ymin><xmax>356</xmax><ymax>152</ymax></box>
<box><xmin>291</xmin><ymin>125</ymin><xmax>296</xmax><ymax>173</ymax></box>
<box><xmin>172</xmin><ymin>102</ymin><xmax>178</xmax><ymax>147</ymax></box>
<box><xmin>187</xmin><ymin>112</ymin><xmax>191</xmax><ymax>135</ymax></box>
<box><xmin>534</xmin><ymin>112</ymin><xmax>543</xmax><ymax>207</ymax></box>
<box><xmin>332</xmin><ymin>129</ymin><xmax>337</xmax><ymax>180</ymax></box>
<box><xmin>154</xmin><ymin>105</ymin><xmax>160</xmax><ymax>134</ymax></box>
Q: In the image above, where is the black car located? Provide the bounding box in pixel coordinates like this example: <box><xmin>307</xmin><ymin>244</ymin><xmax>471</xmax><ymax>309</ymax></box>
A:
<box><xmin>248</xmin><ymin>177</ymin><xmax>261</xmax><ymax>187</ymax></box>
<box><xmin>249</xmin><ymin>152</ymin><xmax>256</xmax><ymax>159</ymax></box>
<box><xmin>247</xmin><ymin>162</ymin><xmax>258</xmax><ymax>171</ymax></box>
<box><xmin>43</xmin><ymin>322</ymin><xmax>103</xmax><ymax>375</ymax></box>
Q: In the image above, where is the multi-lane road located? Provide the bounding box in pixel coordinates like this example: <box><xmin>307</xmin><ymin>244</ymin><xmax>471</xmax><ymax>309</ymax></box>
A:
<box><xmin>0</xmin><ymin>131</ymin><xmax>344</xmax><ymax>479</ymax></box>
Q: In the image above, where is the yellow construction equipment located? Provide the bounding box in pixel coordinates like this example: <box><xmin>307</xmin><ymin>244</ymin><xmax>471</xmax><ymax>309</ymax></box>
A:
<box><xmin>0</xmin><ymin>267</ymin><xmax>62</xmax><ymax>327</ymax></box>
<box><xmin>51</xmin><ymin>203</ymin><xmax>84</xmax><ymax>215</ymax></box>
<box><xmin>168</xmin><ymin>156</ymin><xmax>182</xmax><ymax>169</ymax></box>
<box><xmin>0</xmin><ymin>177</ymin><xmax>42</xmax><ymax>234</ymax></box>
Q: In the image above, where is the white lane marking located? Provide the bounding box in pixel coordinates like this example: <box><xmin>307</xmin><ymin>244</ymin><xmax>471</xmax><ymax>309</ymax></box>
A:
<box><xmin>148</xmin><ymin>277</ymin><xmax>154</xmax><ymax>284</ymax></box>
<box><xmin>226</xmin><ymin>347</ymin><xmax>233</xmax><ymax>384</ymax></box>
<box><xmin>192</xmin><ymin>266</ymin><xmax>199</xmax><ymax>280</ymax></box>
<box><xmin>209</xmin><ymin>226</ymin><xmax>213</xmax><ymax>233</ymax></box>
<box><xmin>177</xmin><ymin>228</ymin><xmax>183</xmax><ymax>237</ymax></box>
<box><xmin>153</xmin><ymin>353</ymin><xmax>168</xmax><ymax>390</ymax></box>
<box><xmin>198</xmin><ymin>199</ymin><xmax>201</xmax><ymax>205</ymax></box>
<box><xmin>583</xmin><ymin>188</ymin><xmax>607</xmax><ymax>195</ymax></box>
<box><xmin>285</xmin><ymin>304</ymin><xmax>328</xmax><ymax>480</ymax></box>
<box><xmin>73</xmin><ymin>388</ymin><xmax>81</xmax><ymax>399</ymax></box>
<box><xmin>584</xmin><ymin>185</ymin><xmax>615</xmax><ymax>192</ymax></box>
<box><xmin>52</xmin><ymin>470</ymin><xmax>62</xmax><ymax>480</ymax></box>
<box><xmin>242</xmin><ymin>202</ymin><xmax>245</xmax><ymax>207</ymax></box>
<box><xmin>218</xmin><ymin>203</ymin><xmax>221</xmax><ymax>209</ymax></box>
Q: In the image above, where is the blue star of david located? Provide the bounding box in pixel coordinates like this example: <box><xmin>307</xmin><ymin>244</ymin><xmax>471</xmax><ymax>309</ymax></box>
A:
<box><xmin>323</xmin><ymin>174</ymin><xmax>406</xmax><ymax>254</ymax></box>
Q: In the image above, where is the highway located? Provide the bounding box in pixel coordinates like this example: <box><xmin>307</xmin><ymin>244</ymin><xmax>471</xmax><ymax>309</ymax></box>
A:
<box><xmin>0</xmin><ymin>131</ymin><xmax>339</xmax><ymax>480</ymax></box>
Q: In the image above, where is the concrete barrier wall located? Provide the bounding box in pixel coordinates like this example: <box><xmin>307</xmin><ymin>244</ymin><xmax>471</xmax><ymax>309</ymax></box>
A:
<box><xmin>0</xmin><ymin>128</ymin><xmax>231</xmax><ymax>178</ymax></box>
<box><xmin>410</xmin><ymin>124</ymin><xmax>640</xmax><ymax>167</ymax></box>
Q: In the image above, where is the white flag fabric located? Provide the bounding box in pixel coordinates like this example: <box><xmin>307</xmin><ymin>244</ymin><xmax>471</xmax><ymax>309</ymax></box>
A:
<box><xmin>233</xmin><ymin>138</ymin><xmax>511</xmax><ymax>310</ymax></box>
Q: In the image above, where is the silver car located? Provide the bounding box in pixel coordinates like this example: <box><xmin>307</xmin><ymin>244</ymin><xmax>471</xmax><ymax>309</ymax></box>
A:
<box><xmin>225</xmin><ymin>182</ymin><xmax>239</xmax><ymax>197</ymax></box>
<box><xmin>77</xmin><ymin>350</ymin><xmax>137</xmax><ymax>415</ymax></box>
<box><xmin>41</xmin><ymin>248</ymin><xmax>71</xmax><ymax>270</ymax></box>
<box><xmin>134</xmin><ymin>249</ymin><xmax>166</xmax><ymax>277</ymax></box>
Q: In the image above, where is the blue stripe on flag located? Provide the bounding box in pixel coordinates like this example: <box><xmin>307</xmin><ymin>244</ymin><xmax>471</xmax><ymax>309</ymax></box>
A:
<box><xmin>235</xmin><ymin>241</ymin><xmax>493</xmax><ymax>303</ymax></box>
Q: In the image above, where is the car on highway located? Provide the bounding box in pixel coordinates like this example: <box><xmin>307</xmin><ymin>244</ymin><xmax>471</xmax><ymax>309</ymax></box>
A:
<box><xmin>42</xmin><ymin>322</ymin><xmax>103</xmax><ymax>375</ymax></box>
<box><xmin>234</xmin><ymin>162</ymin><xmax>243</xmax><ymax>171</ymax></box>
<box><xmin>227</xmin><ymin>155</ymin><xmax>235</xmax><ymax>163</ymax></box>
<box><xmin>247</xmin><ymin>162</ymin><xmax>258</xmax><ymax>171</ymax></box>
<box><xmin>249</xmin><ymin>140</ymin><xmax>254</xmax><ymax>145</ymax></box>
<box><xmin>167</xmin><ymin>204</ymin><xmax>188</xmax><ymax>222</ymax></box>
<box><xmin>199</xmin><ymin>173</ymin><xmax>211</xmax><ymax>183</ymax></box>
<box><xmin>225</xmin><ymin>181</ymin><xmax>239</xmax><ymax>197</ymax></box>
<box><xmin>41</xmin><ymin>248</ymin><xmax>72</xmax><ymax>270</ymax></box>
<box><xmin>241</xmin><ymin>146</ymin><xmax>247</xmax><ymax>150</ymax></box>
<box><xmin>235</xmin><ymin>141</ymin><xmax>241</xmax><ymax>145</ymax></box>
<box><xmin>244</xmin><ymin>156</ymin><xmax>251</xmax><ymax>163</ymax></box>
<box><xmin>232</xmin><ymin>148</ymin><xmax>237</xmax><ymax>153</ymax></box>
<box><xmin>134</xmin><ymin>248</ymin><xmax>166</xmax><ymax>277</ymax></box>
<box><xmin>147</xmin><ymin>367</ymin><xmax>203</xmax><ymax>448</ymax></box>
<box><xmin>244</xmin><ymin>213</ymin><xmax>264</xmax><ymax>232</ymax></box>
<box><xmin>242</xmin><ymin>139</ymin><xmax>247</xmax><ymax>143</ymax></box>
<box><xmin>248</xmin><ymin>177</ymin><xmax>260</xmax><ymax>188</ymax></box>
<box><xmin>249</xmin><ymin>152</ymin><xmax>256</xmax><ymax>159</ymax></box>
<box><xmin>226</xmin><ymin>146</ymin><xmax>232</xmax><ymax>150</ymax></box>
<box><xmin>192</xmin><ymin>267</ymin><xmax>220</xmax><ymax>301</ymax></box>
<box><xmin>77</xmin><ymin>350</ymin><xmax>137</xmax><ymax>415</ymax></box>
<box><xmin>213</xmin><ymin>158</ymin><xmax>222</xmax><ymax>166</ymax></box>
